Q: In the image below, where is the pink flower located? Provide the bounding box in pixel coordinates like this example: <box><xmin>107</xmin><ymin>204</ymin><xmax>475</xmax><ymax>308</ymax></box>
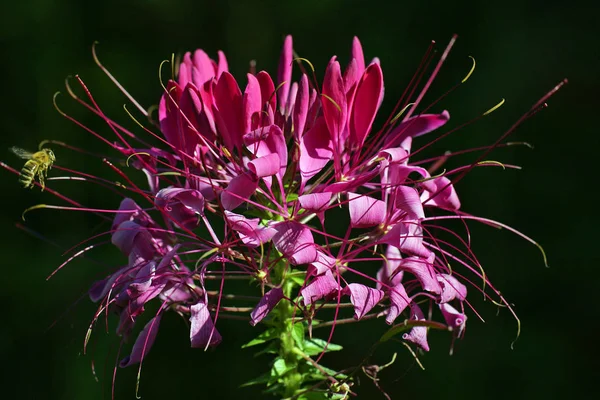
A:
<box><xmin>12</xmin><ymin>33</ymin><xmax>563</xmax><ymax>396</ymax></box>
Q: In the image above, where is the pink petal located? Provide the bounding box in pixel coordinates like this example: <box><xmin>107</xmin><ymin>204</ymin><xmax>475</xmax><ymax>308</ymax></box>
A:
<box><xmin>156</xmin><ymin>187</ymin><xmax>205</xmax><ymax>229</ymax></box>
<box><xmin>225</xmin><ymin>211</ymin><xmax>277</xmax><ymax>247</ymax></box>
<box><xmin>308</xmin><ymin>251</ymin><xmax>336</xmax><ymax>276</ymax></box>
<box><xmin>351</xmin><ymin>36</ymin><xmax>366</xmax><ymax>78</ymax></box>
<box><xmin>158</xmin><ymin>80</ymin><xmax>183</xmax><ymax>150</ymax></box>
<box><xmin>348</xmin><ymin>192</ymin><xmax>386</xmax><ymax>228</ymax></box>
<box><xmin>398</xmin><ymin>255</ymin><xmax>442</xmax><ymax>294</ymax></box>
<box><xmin>386</xmin><ymin>282</ymin><xmax>410</xmax><ymax>324</ymax></box>
<box><xmin>299</xmin><ymin>117</ymin><xmax>333</xmax><ymax>187</ymax></box>
<box><xmin>437</xmin><ymin>274</ymin><xmax>467</xmax><ymax>303</ymax></box>
<box><xmin>343</xmin><ymin>283</ymin><xmax>384</xmax><ymax>320</ymax></box>
<box><xmin>420</xmin><ymin>176</ymin><xmax>461</xmax><ymax>210</ymax></box>
<box><xmin>376</xmin><ymin>245</ymin><xmax>404</xmax><ymax>289</ymax></box>
<box><xmin>385</xmin><ymin>111</ymin><xmax>450</xmax><ymax>149</ymax></box>
<box><xmin>256</xmin><ymin>71</ymin><xmax>277</xmax><ymax>116</ymax></box>
<box><xmin>439</xmin><ymin>303</ymin><xmax>467</xmax><ymax>334</ymax></box>
<box><xmin>178</xmin><ymin>55</ymin><xmax>192</xmax><ymax>88</ymax></box>
<box><xmin>119</xmin><ymin>315</ymin><xmax>162</xmax><ymax>367</ymax></box>
<box><xmin>190</xmin><ymin>300</ymin><xmax>222</xmax><ymax>348</ymax></box>
<box><xmin>248</xmin><ymin>153</ymin><xmax>280</xmax><ymax>178</ymax></box>
<box><xmin>301</xmin><ymin>270</ymin><xmax>340</xmax><ymax>306</ymax></box>
<box><xmin>293</xmin><ymin>74</ymin><xmax>310</xmax><ymax>141</ymax></box>
<box><xmin>298</xmin><ymin>192</ymin><xmax>332</xmax><ymax>213</ymax></box>
<box><xmin>214</xmin><ymin>71</ymin><xmax>243</xmax><ymax>150</ymax></box>
<box><xmin>192</xmin><ymin>49</ymin><xmax>216</xmax><ymax>86</ymax></box>
<box><xmin>272</xmin><ymin>221</ymin><xmax>318</xmax><ymax>265</ymax></box>
<box><xmin>112</xmin><ymin>198</ymin><xmax>143</xmax><ymax>230</ymax></box>
<box><xmin>243</xmin><ymin>73</ymin><xmax>262</xmax><ymax>134</ymax></box>
<box><xmin>277</xmin><ymin>35</ymin><xmax>293</xmax><ymax>113</ymax></box>
<box><xmin>250</xmin><ymin>287</ymin><xmax>284</xmax><ymax>326</ymax></box>
<box><xmin>112</xmin><ymin>221</ymin><xmax>156</xmax><ymax>260</ymax></box>
<box><xmin>216</xmin><ymin>50</ymin><xmax>228</xmax><ymax>78</ymax></box>
<box><xmin>394</xmin><ymin>186</ymin><xmax>425</xmax><ymax>220</ymax></box>
<box><xmin>402</xmin><ymin>303</ymin><xmax>430</xmax><ymax>351</ymax></box>
<box><xmin>220</xmin><ymin>172</ymin><xmax>258</xmax><ymax>210</ymax></box>
<box><xmin>322</xmin><ymin>60</ymin><xmax>348</xmax><ymax>151</ymax></box>
<box><xmin>244</xmin><ymin>125</ymin><xmax>288</xmax><ymax>179</ymax></box>
<box><xmin>350</xmin><ymin>62</ymin><xmax>383</xmax><ymax>149</ymax></box>
<box><xmin>382</xmin><ymin>222</ymin><xmax>430</xmax><ymax>259</ymax></box>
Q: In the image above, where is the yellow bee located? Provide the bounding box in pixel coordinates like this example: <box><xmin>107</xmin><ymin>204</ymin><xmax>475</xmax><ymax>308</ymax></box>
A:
<box><xmin>10</xmin><ymin>146</ymin><xmax>56</xmax><ymax>190</ymax></box>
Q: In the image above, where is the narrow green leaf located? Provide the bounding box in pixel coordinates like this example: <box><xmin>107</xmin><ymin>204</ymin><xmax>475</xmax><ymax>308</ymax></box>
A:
<box><xmin>302</xmin><ymin>338</ymin><xmax>343</xmax><ymax>356</ymax></box>
<box><xmin>242</xmin><ymin>328</ymin><xmax>278</xmax><ymax>348</ymax></box>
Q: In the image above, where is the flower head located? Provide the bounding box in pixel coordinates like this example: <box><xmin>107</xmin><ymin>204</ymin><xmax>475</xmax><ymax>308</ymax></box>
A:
<box><xmin>5</xmin><ymin>34</ymin><xmax>565</xmax><ymax>398</ymax></box>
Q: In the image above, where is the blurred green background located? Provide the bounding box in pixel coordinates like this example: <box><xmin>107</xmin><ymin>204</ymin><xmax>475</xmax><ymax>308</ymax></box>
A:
<box><xmin>1</xmin><ymin>0</ymin><xmax>596</xmax><ymax>398</ymax></box>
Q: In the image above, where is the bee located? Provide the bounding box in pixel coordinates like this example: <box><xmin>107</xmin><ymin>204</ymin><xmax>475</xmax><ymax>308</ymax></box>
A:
<box><xmin>10</xmin><ymin>146</ymin><xmax>56</xmax><ymax>190</ymax></box>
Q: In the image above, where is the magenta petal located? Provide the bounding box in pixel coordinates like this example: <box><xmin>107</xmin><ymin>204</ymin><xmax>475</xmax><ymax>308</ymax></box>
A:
<box><xmin>277</xmin><ymin>35</ymin><xmax>293</xmax><ymax>113</ymax></box>
<box><xmin>256</xmin><ymin>71</ymin><xmax>277</xmax><ymax>116</ymax></box>
<box><xmin>112</xmin><ymin>221</ymin><xmax>155</xmax><ymax>260</ymax></box>
<box><xmin>156</xmin><ymin>187</ymin><xmax>205</xmax><ymax>229</ymax></box>
<box><xmin>351</xmin><ymin>36</ymin><xmax>366</xmax><ymax>78</ymax></box>
<box><xmin>250</xmin><ymin>287</ymin><xmax>284</xmax><ymax>326</ymax></box>
<box><xmin>386</xmin><ymin>283</ymin><xmax>410</xmax><ymax>324</ymax></box>
<box><xmin>243</xmin><ymin>73</ymin><xmax>262</xmax><ymax>134</ymax></box>
<box><xmin>398</xmin><ymin>255</ymin><xmax>442</xmax><ymax>294</ymax></box>
<box><xmin>293</xmin><ymin>74</ymin><xmax>310</xmax><ymax>141</ymax></box>
<box><xmin>216</xmin><ymin>50</ymin><xmax>228</xmax><ymax>78</ymax></box>
<box><xmin>383</xmin><ymin>222</ymin><xmax>430</xmax><ymax>259</ymax></box>
<box><xmin>221</xmin><ymin>172</ymin><xmax>258</xmax><ymax>210</ymax></box>
<box><xmin>272</xmin><ymin>221</ymin><xmax>318</xmax><ymax>265</ymax></box>
<box><xmin>385</xmin><ymin>111</ymin><xmax>450</xmax><ymax>148</ymax></box>
<box><xmin>394</xmin><ymin>186</ymin><xmax>425</xmax><ymax>219</ymax></box>
<box><xmin>112</xmin><ymin>198</ymin><xmax>143</xmax><ymax>230</ymax></box>
<box><xmin>298</xmin><ymin>192</ymin><xmax>332</xmax><ymax>212</ymax></box>
<box><xmin>402</xmin><ymin>303</ymin><xmax>430</xmax><ymax>351</ymax></box>
<box><xmin>350</xmin><ymin>62</ymin><xmax>383</xmax><ymax>149</ymax></box>
<box><xmin>437</xmin><ymin>274</ymin><xmax>467</xmax><ymax>303</ymax></box>
<box><xmin>348</xmin><ymin>192</ymin><xmax>386</xmax><ymax>228</ymax></box>
<box><xmin>214</xmin><ymin>71</ymin><xmax>243</xmax><ymax>150</ymax></box>
<box><xmin>299</xmin><ymin>117</ymin><xmax>333</xmax><ymax>187</ymax></box>
<box><xmin>378</xmin><ymin>147</ymin><xmax>409</xmax><ymax>163</ymax></box>
<box><xmin>421</xmin><ymin>176</ymin><xmax>461</xmax><ymax>210</ymax></box>
<box><xmin>322</xmin><ymin>60</ymin><xmax>348</xmax><ymax>150</ymax></box>
<box><xmin>308</xmin><ymin>251</ymin><xmax>336</xmax><ymax>276</ymax></box>
<box><xmin>119</xmin><ymin>315</ymin><xmax>162</xmax><ymax>367</ymax></box>
<box><xmin>439</xmin><ymin>303</ymin><xmax>467</xmax><ymax>333</ymax></box>
<box><xmin>225</xmin><ymin>211</ymin><xmax>276</xmax><ymax>247</ymax></box>
<box><xmin>190</xmin><ymin>300</ymin><xmax>222</xmax><ymax>348</ymax></box>
<box><xmin>343</xmin><ymin>283</ymin><xmax>384</xmax><ymax>320</ymax></box>
<box><xmin>191</xmin><ymin>50</ymin><xmax>215</xmax><ymax>86</ymax></box>
<box><xmin>301</xmin><ymin>270</ymin><xmax>340</xmax><ymax>306</ymax></box>
<box><xmin>248</xmin><ymin>153</ymin><xmax>280</xmax><ymax>178</ymax></box>
<box><xmin>158</xmin><ymin>80</ymin><xmax>183</xmax><ymax>150</ymax></box>
<box><xmin>377</xmin><ymin>245</ymin><xmax>404</xmax><ymax>289</ymax></box>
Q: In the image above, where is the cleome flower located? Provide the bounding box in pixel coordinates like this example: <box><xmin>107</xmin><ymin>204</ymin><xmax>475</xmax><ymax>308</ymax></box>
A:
<box><xmin>3</xmin><ymin>34</ymin><xmax>565</xmax><ymax>398</ymax></box>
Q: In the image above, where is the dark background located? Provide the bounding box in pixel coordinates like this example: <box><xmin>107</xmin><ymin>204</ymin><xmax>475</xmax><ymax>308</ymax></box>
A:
<box><xmin>1</xmin><ymin>0</ymin><xmax>597</xmax><ymax>399</ymax></box>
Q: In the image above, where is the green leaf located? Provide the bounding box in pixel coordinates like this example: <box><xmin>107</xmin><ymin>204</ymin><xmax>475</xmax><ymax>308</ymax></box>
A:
<box><xmin>302</xmin><ymin>338</ymin><xmax>343</xmax><ymax>356</ymax></box>
<box><xmin>239</xmin><ymin>373</ymin><xmax>271</xmax><ymax>388</ymax></box>
<box><xmin>242</xmin><ymin>328</ymin><xmax>278</xmax><ymax>348</ymax></box>
<box><xmin>291</xmin><ymin>322</ymin><xmax>305</xmax><ymax>349</ymax></box>
<box><xmin>254</xmin><ymin>341</ymin><xmax>279</xmax><ymax>357</ymax></box>
<box><xmin>286</xmin><ymin>193</ymin><xmax>299</xmax><ymax>202</ymax></box>
<box><xmin>289</xmin><ymin>274</ymin><xmax>306</xmax><ymax>286</ymax></box>
<box><xmin>271</xmin><ymin>357</ymin><xmax>294</xmax><ymax>376</ymax></box>
<box><xmin>297</xmin><ymin>391</ymin><xmax>330</xmax><ymax>400</ymax></box>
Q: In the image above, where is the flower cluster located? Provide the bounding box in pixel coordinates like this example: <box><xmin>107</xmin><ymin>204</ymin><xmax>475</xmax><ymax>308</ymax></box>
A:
<box><xmin>7</xmin><ymin>34</ymin><xmax>563</xmax><ymax>397</ymax></box>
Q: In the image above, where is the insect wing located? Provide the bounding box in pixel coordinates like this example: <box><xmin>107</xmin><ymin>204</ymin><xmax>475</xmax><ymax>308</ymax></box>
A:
<box><xmin>10</xmin><ymin>147</ymin><xmax>34</xmax><ymax>159</ymax></box>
